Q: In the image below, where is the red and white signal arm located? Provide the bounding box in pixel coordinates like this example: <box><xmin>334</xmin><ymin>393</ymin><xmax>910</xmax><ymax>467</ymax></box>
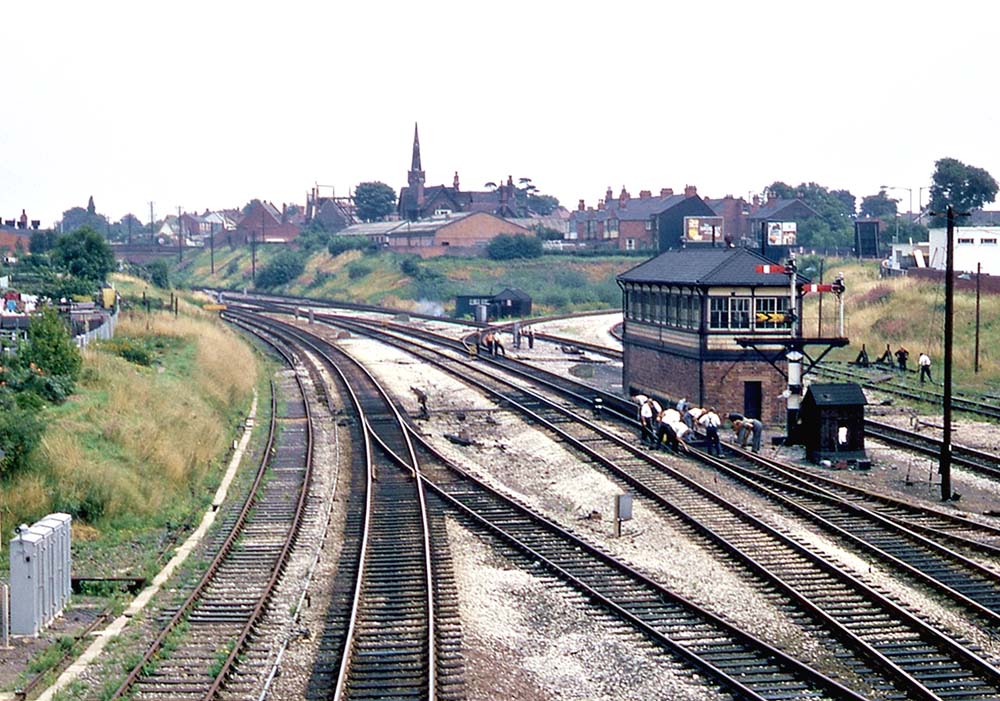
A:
<box><xmin>801</xmin><ymin>283</ymin><xmax>835</xmax><ymax>293</ymax></box>
<box><xmin>755</xmin><ymin>264</ymin><xmax>785</xmax><ymax>274</ymax></box>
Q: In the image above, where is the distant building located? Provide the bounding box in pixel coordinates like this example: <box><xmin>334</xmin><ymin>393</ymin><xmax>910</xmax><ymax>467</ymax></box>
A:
<box><xmin>305</xmin><ymin>186</ymin><xmax>356</xmax><ymax>233</ymax></box>
<box><xmin>397</xmin><ymin>123</ymin><xmax>520</xmax><ymax>221</ymax></box>
<box><xmin>569</xmin><ymin>186</ymin><xmax>718</xmax><ymax>252</ymax></box>
<box><xmin>337</xmin><ymin>211</ymin><xmax>530</xmax><ymax>258</ymax></box>
<box><xmin>235</xmin><ymin>200</ymin><xmax>301</xmax><ymax>244</ymax></box>
<box><xmin>926</xmin><ymin>226</ymin><xmax>1000</xmax><ymax>275</ymax></box>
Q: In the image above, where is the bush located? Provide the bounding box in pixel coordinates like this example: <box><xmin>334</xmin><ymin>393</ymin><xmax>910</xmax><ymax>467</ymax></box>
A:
<box><xmin>17</xmin><ymin>306</ymin><xmax>82</xmax><ymax>383</ymax></box>
<box><xmin>347</xmin><ymin>262</ymin><xmax>372</xmax><ymax>280</ymax></box>
<box><xmin>0</xmin><ymin>398</ymin><xmax>44</xmax><ymax>478</ymax></box>
<box><xmin>147</xmin><ymin>260</ymin><xmax>170</xmax><ymax>289</ymax></box>
<box><xmin>99</xmin><ymin>337</ymin><xmax>155</xmax><ymax>366</ymax></box>
<box><xmin>256</xmin><ymin>250</ymin><xmax>306</xmax><ymax>289</ymax></box>
<box><xmin>328</xmin><ymin>236</ymin><xmax>372</xmax><ymax>256</ymax></box>
<box><xmin>487</xmin><ymin>234</ymin><xmax>543</xmax><ymax>260</ymax></box>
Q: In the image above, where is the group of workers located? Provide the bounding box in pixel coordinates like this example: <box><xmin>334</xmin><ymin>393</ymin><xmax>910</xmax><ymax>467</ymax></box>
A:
<box><xmin>856</xmin><ymin>344</ymin><xmax>934</xmax><ymax>383</ymax></box>
<box><xmin>480</xmin><ymin>326</ymin><xmax>536</xmax><ymax>356</ymax></box>
<box><xmin>634</xmin><ymin>394</ymin><xmax>763</xmax><ymax>455</ymax></box>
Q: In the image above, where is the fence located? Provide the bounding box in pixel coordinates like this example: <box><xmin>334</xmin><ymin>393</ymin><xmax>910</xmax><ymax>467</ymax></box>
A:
<box><xmin>73</xmin><ymin>307</ymin><xmax>118</xmax><ymax>348</ymax></box>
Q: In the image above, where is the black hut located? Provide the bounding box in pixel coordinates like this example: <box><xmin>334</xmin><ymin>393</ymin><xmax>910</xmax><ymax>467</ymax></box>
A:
<box><xmin>799</xmin><ymin>383</ymin><xmax>867</xmax><ymax>463</ymax></box>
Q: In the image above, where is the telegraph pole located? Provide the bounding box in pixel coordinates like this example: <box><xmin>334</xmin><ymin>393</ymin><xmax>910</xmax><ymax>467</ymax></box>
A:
<box><xmin>149</xmin><ymin>201</ymin><xmax>155</xmax><ymax>241</ymax></box>
<box><xmin>932</xmin><ymin>204</ymin><xmax>967</xmax><ymax>500</ymax></box>
<box><xmin>975</xmin><ymin>262</ymin><xmax>982</xmax><ymax>374</ymax></box>
<box><xmin>177</xmin><ymin>206</ymin><xmax>183</xmax><ymax>262</ymax></box>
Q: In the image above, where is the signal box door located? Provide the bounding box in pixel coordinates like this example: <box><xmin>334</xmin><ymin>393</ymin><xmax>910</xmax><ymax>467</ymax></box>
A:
<box><xmin>744</xmin><ymin>381</ymin><xmax>762</xmax><ymax>420</ymax></box>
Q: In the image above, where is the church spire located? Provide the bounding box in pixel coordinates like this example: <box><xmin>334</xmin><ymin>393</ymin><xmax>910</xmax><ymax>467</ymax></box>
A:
<box><xmin>406</xmin><ymin>122</ymin><xmax>426</xmax><ymax>218</ymax></box>
<box><xmin>411</xmin><ymin>122</ymin><xmax>422</xmax><ymax>172</ymax></box>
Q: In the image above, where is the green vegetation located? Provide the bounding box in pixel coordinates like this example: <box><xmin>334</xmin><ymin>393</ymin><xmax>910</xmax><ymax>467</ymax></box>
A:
<box><xmin>486</xmin><ymin>233</ymin><xmax>543</xmax><ymax>260</ymax></box>
<box><xmin>0</xmin><ymin>307</ymin><xmax>82</xmax><ymax>479</ymax></box>
<box><xmin>171</xmin><ymin>242</ymin><xmax>627</xmax><ymax>315</ymax></box>
<box><xmin>803</xmin><ymin>259</ymin><xmax>999</xmax><ymax>389</ymax></box>
<box><xmin>256</xmin><ymin>249</ymin><xmax>306</xmax><ymax>289</ymax></box>
<box><xmin>353</xmin><ymin>181</ymin><xmax>397</xmax><ymax>222</ymax></box>
<box><xmin>50</xmin><ymin>226</ymin><xmax>116</xmax><ymax>282</ymax></box>
<box><xmin>0</xmin><ymin>275</ymin><xmax>258</xmax><ymax>577</ymax></box>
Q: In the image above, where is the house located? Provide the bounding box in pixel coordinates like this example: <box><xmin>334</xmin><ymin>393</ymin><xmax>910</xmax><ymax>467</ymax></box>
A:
<box><xmin>305</xmin><ymin>186</ymin><xmax>356</xmax><ymax>233</ymax></box>
<box><xmin>0</xmin><ymin>229</ymin><xmax>32</xmax><ymax>255</ymax></box>
<box><xmin>397</xmin><ymin>124</ymin><xmax>520</xmax><ymax>221</ymax></box>
<box><xmin>569</xmin><ymin>186</ymin><xmax>719</xmax><ymax>252</ymax></box>
<box><xmin>235</xmin><ymin>200</ymin><xmax>301</xmax><ymax>244</ymax></box>
<box><xmin>704</xmin><ymin>195</ymin><xmax>750</xmax><ymax>243</ymax></box>
<box><xmin>746</xmin><ymin>196</ymin><xmax>818</xmax><ymax>242</ymax></box>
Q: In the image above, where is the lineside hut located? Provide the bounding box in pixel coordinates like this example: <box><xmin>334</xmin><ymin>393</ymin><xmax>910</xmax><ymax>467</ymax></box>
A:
<box><xmin>617</xmin><ymin>247</ymin><xmax>815</xmax><ymax>425</ymax></box>
<box><xmin>798</xmin><ymin>383</ymin><xmax>867</xmax><ymax>463</ymax></box>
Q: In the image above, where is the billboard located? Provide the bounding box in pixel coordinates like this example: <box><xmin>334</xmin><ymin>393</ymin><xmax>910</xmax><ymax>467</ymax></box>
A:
<box><xmin>767</xmin><ymin>221</ymin><xmax>797</xmax><ymax>246</ymax></box>
<box><xmin>684</xmin><ymin>216</ymin><xmax>725</xmax><ymax>243</ymax></box>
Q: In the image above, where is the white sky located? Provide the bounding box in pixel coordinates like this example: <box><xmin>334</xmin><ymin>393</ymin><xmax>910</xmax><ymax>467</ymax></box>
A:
<box><xmin>4</xmin><ymin>1</ymin><xmax>997</xmax><ymax>227</ymax></box>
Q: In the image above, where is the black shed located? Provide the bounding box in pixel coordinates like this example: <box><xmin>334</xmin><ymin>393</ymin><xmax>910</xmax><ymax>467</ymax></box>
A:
<box><xmin>454</xmin><ymin>288</ymin><xmax>532</xmax><ymax>321</ymax></box>
<box><xmin>799</xmin><ymin>383</ymin><xmax>867</xmax><ymax>463</ymax></box>
<box><xmin>492</xmin><ymin>288</ymin><xmax>532</xmax><ymax>318</ymax></box>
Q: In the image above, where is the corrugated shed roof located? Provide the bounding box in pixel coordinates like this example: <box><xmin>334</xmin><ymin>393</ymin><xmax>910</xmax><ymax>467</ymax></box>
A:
<box><xmin>617</xmin><ymin>247</ymin><xmax>811</xmax><ymax>286</ymax></box>
<box><xmin>804</xmin><ymin>383</ymin><xmax>867</xmax><ymax>406</ymax></box>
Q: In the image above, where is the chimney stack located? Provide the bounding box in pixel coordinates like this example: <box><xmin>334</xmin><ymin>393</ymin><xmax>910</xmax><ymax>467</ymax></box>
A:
<box><xmin>578</xmin><ymin>199</ymin><xmax>586</xmax><ymax>212</ymax></box>
<box><xmin>618</xmin><ymin>186</ymin><xmax>628</xmax><ymax>208</ymax></box>
<box><xmin>639</xmin><ymin>190</ymin><xmax>651</xmax><ymax>199</ymax></box>
<box><xmin>684</xmin><ymin>185</ymin><xmax>698</xmax><ymax>198</ymax></box>
<box><xmin>660</xmin><ymin>188</ymin><xmax>674</xmax><ymax>197</ymax></box>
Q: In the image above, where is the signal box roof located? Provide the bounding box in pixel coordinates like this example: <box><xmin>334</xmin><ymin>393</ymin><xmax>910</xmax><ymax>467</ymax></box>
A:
<box><xmin>617</xmin><ymin>247</ymin><xmax>810</xmax><ymax>287</ymax></box>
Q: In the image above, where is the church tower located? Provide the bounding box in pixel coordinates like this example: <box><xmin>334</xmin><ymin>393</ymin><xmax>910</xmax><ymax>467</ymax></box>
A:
<box><xmin>407</xmin><ymin>123</ymin><xmax>426</xmax><ymax>216</ymax></box>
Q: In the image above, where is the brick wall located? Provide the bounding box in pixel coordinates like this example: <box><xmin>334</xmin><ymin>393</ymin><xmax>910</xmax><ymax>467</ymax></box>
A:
<box><xmin>624</xmin><ymin>344</ymin><xmax>787</xmax><ymax>424</ymax></box>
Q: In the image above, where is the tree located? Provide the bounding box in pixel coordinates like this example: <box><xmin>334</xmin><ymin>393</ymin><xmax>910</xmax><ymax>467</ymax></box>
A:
<box><xmin>487</xmin><ymin>233</ymin><xmax>543</xmax><ymax>260</ymax></box>
<box><xmin>860</xmin><ymin>191</ymin><xmax>898</xmax><ymax>219</ymax></box>
<box><xmin>50</xmin><ymin>226</ymin><xmax>115</xmax><ymax>282</ymax></box>
<box><xmin>60</xmin><ymin>206</ymin><xmax>107</xmax><ymax>236</ymax></box>
<box><xmin>764</xmin><ymin>181</ymin><xmax>855</xmax><ymax>247</ymax></box>
<box><xmin>354</xmin><ymin>181</ymin><xmax>397</xmax><ymax>222</ymax></box>
<box><xmin>29</xmin><ymin>229</ymin><xmax>59</xmax><ymax>254</ymax></box>
<box><xmin>17</xmin><ymin>306</ymin><xmax>82</xmax><ymax>381</ymax></box>
<box><xmin>148</xmin><ymin>259</ymin><xmax>170</xmax><ymax>288</ymax></box>
<box><xmin>927</xmin><ymin>157</ymin><xmax>998</xmax><ymax>226</ymax></box>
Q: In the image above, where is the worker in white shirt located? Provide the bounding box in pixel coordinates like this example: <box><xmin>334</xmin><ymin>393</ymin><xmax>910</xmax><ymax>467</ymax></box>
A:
<box><xmin>638</xmin><ymin>398</ymin><xmax>655</xmax><ymax>446</ymax></box>
<box><xmin>699</xmin><ymin>408</ymin><xmax>722</xmax><ymax>456</ymax></box>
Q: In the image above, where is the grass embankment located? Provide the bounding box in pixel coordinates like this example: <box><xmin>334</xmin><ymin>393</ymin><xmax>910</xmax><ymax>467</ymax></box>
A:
<box><xmin>172</xmin><ymin>244</ymin><xmax>629</xmax><ymax>314</ymax></box>
<box><xmin>0</xmin><ymin>277</ymin><xmax>258</xmax><ymax>579</ymax></box>
<box><xmin>804</xmin><ymin>259</ymin><xmax>998</xmax><ymax>389</ymax></box>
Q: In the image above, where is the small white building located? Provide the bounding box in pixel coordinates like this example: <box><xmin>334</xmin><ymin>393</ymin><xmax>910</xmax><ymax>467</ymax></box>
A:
<box><xmin>926</xmin><ymin>227</ymin><xmax>1000</xmax><ymax>275</ymax></box>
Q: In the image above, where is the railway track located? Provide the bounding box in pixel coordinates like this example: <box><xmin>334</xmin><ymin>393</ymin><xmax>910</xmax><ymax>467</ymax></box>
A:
<box><xmin>228</xmin><ymin>309</ymin><xmax>871</xmax><ymax>701</ymax></box>
<box><xmin>227</xmin><ymin>313</ymin><xmax>439</xmax><ymax>701</ymax></box>
<box><xmin>815</xmin><ymin>362</ymin><xmax>1000</xmax><ymax>421</ymax></box>
<box><xmin>270</xmin><ymin>310</ymin><xmax>1000</xmax><ymax>700</ymax></box>
<box><xmin>863</xmin><ymin>420</ymin><xmax>1000</xmax><ymax>482</ymax></box>
<box><xmin>109</xmin><ymin>350</ymin><xmax>313</xmax><ymax>699</ymax></box>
